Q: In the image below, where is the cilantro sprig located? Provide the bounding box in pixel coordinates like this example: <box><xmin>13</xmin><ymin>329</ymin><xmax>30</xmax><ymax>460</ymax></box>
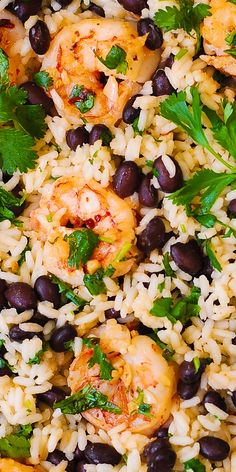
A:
<box><xmin>34</xmin><ymin>71</ymin><xmax>53</xmax><ymax>90</ymax></box>
<box><xmin>51</xmin><ymin>275</ymin><xmax>86</xmax><ymax>309</ymax></box>
<box><xmin>83</xmin><ymin>338</ymin><xmax>113</xmax><ymax>380</ymax></box>
<box><xmin>54</xmin><ymin>385</ymin><xmax>121</xmax><ymax>414</ymax></box>
<box><xmin>154</xmin><ymin>0</ymin><xmax>211</xmax><ymax>51</ymax></box>
<box><xmin>96</xmin><ymin>45</ymin><xmax>128</xmax><ymax>74</ymax></box>
<box><xmin>150</xmin><ymin>286</ymin><xmax>201</xmax><ymax>325</ymax></box>
<box><xmin>65</xmin><ymin>229</ymin><xmax>99</xmax><ymax>269</ymax></box>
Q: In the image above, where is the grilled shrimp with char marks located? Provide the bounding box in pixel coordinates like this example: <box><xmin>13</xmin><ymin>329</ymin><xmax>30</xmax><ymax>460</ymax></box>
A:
<box><xmin>201</xmin><ymin>0</ymin><xmax>236</xmax><ymax>75</ymax></box>
<box><xmin>42</xmin><ymin>17</ymin><xmax>160</xmax><ymax>125</ymax></box>
<box><xmin>31</xmin><ymin>176</ymin><xmax>137</xmax><ymax>284</ymax></box>
<box><xmin>68</xmin><ymin>321</ymin><xmax>176</xmax><ymax>436</ymax></box>
<box><xmin>0</xmin><ymin>10</ymin><xmax>25</xmax><ymax>84</ymax></box>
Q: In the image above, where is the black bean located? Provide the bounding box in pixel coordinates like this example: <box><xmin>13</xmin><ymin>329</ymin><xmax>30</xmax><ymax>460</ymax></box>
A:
<box><xmin>0</xmin><ymin>364</ymin><xmax>14</xmax><ymax>377</ymax></box>
<box><xmin>50</xmin><ymin>324</ymin><xmax>77</xmax><ymax>352</ymax></box>
<box><xmin>147</xmin><ymin>448</ymin><xmax>176</xmax><ymax>472</ymax></box>
<box><xmin>34</xmin><ymin>276</ymin><xmax>61</xmax><ymax>309</ymax></box>
<box><xmin>232</xmin><ymin>337</ymin><xmax>236</xmax><ymax>346</ymax></box>
<box><xmin>66</xmin><ymin>127</ymin><xmax>89</xmax><ymax>151</ymax></box>
<box><xmin>199</xmin><ymin>436</ymin><xmax>230</xmax><ymax>461</ymax></box>
<box><xmin>113</xmin><ymin>161</ymin><xmax>140</xmax><ymax>198</ymax></box>
<box><xmin>228</xmin><ymin>199</ymin><xmax>236</xmax><ymax>217</ymax></box>
<box><xmin>105</xmin><ymin>308</ymin><xmax>120</xmax><ymax>320</ymax></box>
<box><xmin>232</xmin><ymin>391</ymin><xmax>236</xmax><ymax>407</ymax></box>
<box><xmin>89</xmin><ymin>124</ymin><xmax>113</xmax><ymax>146</ymax></box>
<box><xmin>5</xmin><ymin>282</ymin><xmax>37</xmax><ymax>312</ymax></box>
<box><xmin>143</xmin><ymin>438</ymin><xmax>170</xmax><ymax>458</ymax></box>
<box><xmin>9</xmin><ymin>325</ymin><xmax>40</xmax><ymax>342</ymax></box>
<box><xmin>137</xmin><ymin>323</ymin><xmax>153</xmax><ymax>335</ymax></box>
<box><xmin>122</xmin><ymin>94</ymin><xmax>141</xmax><ymax>124</ymax></box>
<box><xmin>201</xmin><ymin>256</ymin><xmax>213</xmax><ymax>281</ymax></box>
<box><xmin>202</xmin><ymin>391</ymin><xmax>227</xmax><ymax>412</ymax></box>
<box><xmin>56</xmin><ymin>0</ymin><xmax>73</xmax><ymax>5</ymax></box>
<box><xmin>153</xmin><ymin>156</ymin><xmax>183</xmax><ymax>193</ymax></box>
<box><xmin>74</xmin><ymin>445</ymin><xmax>85</xmax><ymax>461</ymax></box>
<box><xmin>177</xmin><ymin>379</ymin><xmax>200</xmax><ymax>400</ymax></box>
<box><xmin>155</xmin><ymin>427</ymin><xmax>169</xmax><ymax>439</ymax></box>
<box><xmin>37</xmin><ymin>386</ymin><xmax>66</xmax><ymax>406</ymax></box>
<box><xmin>75</xmin><ymin>462</ymin><xmax>87</xmax><ymax>472</ymax></box>
<box><xmin>29</xmin><ymin>20</ymin><xmax>51</xmax><ymax>55</ymax></box>
<box><xmin>0</xmin><ymin>279</ymin><xmax>7</xmax><ymax>310</ymax></box>
<box><xmin>10</xmin><ymin>184</ymin><xmax>26</xmax><ymax>217</ymax></box>
<box><xmin>179</xmin><ymin>360</ymin><xmax>202</xmax><ymax>384</ymax></box>
<box><xmin>88</xmin><ymin>2</ymin><xmax>105</xmax><ymax>16</ymax></box>
<box><xmin>30</xmin><ymin>311</ymin><xmax>49</xmax><ymax>326</ymax></box>
<box><xmin>139</xmin><ymin>173</ymin><xmax>158</xmax><ymax>207</ymax></box>
<box><xmin>10</xmin><ymin>0</ymin><xmax>42</xmax><ymax>23</ymax></box>
<box><xmin>47</xmin><ymin>449</ymin><xmax>66</xmax><ymax>465</ymax></box>
<box><xmin>137</xmin><ymin>216</ymin><xmax>166</xmax><ymax>254</ymax></box>
<box><xmin>21</xmin><ymin>81</ymin><xmax>58</xmax><ymax>117</ymax></box>
<box><xmin>84</xmin><ymin>443</ymin><xmax>122</xmax><ymax>465</ymax></box>
<box><xmin>161</xmin><ymin>54</ymin><xmax>175</xmax><ymax>69</ymax></box>
<box><xmin>137</xmin><ymin>18</ymin><xmax>163</xmax><ymax>50</ymax></box>
<box><xmin>170</xmin><ymin>240</ymin><xmax>204</xmax><ymax>276</ymax></box>
<box><xmin>152</xmin><ymin>70</ymin><xmax>175</xmax><ymax>96</ymax></box>
<box><xmin>117</xmin><ymin>0</ymin><xmax>148</xmax><ymax>14</ymax></box>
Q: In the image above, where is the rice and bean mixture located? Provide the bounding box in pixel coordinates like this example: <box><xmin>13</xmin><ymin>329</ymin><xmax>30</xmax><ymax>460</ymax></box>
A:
<box><xmin>0</xmin><ymin>0</ymin><xmax>236</xmax><ymax>470</ymax></box>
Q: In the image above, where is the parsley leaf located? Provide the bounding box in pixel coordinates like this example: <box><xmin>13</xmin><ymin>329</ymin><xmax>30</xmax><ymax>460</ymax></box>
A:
<box><xmin>0</xmin><ymin>129</ymin><xmax>37</xmax><ymax>174</ymax></box>
<box><xmin>65</xmin><ymin>229</ymin><xmax>99</xmax><ymax>269</ymax></box>
<box><xmin>83</xmin><ymin>338</ymin><xmax>113</xmax><ymax>380</ymax></box>
<box><xmin>150</xmin><ymin>287</ymin><xmax>201</xmax><ymax>325</ymax></box>
<box><xmin>54</xmin><ymin>385</ymin><xmax>121</xmax><ymax>414</ymax></box>
<box><xmin>51</xmin><ymin>275</ymin><xmax>86</xmax><ymax>309</ymax></box>
<box><xmin>69</xmin><ymin>85</ymin><xmax>95</xmax><ymax>114</ymax></box>
<box><xmin>184</xmin><ymin>458</ymin><xmax>206</xmax><ymax>472</ymax></box>
<box><xmin>163</xmin><ymin>253</ymin><xmax>176</xmax><ymax>277</ymax></box>
<box><xmin>160</xmin><ymin>88</ymin><xmax>236</xmax><ymax>171</ymax></box>
<box><xmin>84</xmin><ymin>268</ymin><xmax>106</xmax><ymax>295</ymax></box>
<box><xmin>34</xmin><ymin>71</ymin><xmax>53</xmax><ymax>90</ymax></box>
<box><xmin>154</xmin><ymin>0</ymin><xmax>211</xmax><ymax>51</ymax></box>
<box><xmin>97</xmin><ymin>45</ymin><xmax>128</xmax><ymax>74</ymax></box>
<box><xmin>204</xmin><ymin>239</ymin><xmax>222</xmax><ymax>272</ymax></box>
<box><xmin>0</xmin><ymin>433</ymin><xmax>30</xmax><ymax>459</ymax></box>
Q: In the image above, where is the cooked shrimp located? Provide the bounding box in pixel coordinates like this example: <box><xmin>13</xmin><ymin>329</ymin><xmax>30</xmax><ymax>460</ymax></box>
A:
<box><xmin>201</xmin><ymin>0</ymin><xmax>236</xmax><ymax>75</ymax></box>
<box><xmin>68</xmin><ymin>321</ymin><xmax>176</xmax><ymax>436</ymax></box>
<box><xmin>0</xmin><ymin>10</ymin><xmax>25</xmax><ymax>84</ymax></box>
<box><xmin>31</xmin><ymin>176</ymin><xmax>137</xmax><ymax>283</ymax></box>
<box><xmin>42</xmin><ymin>17</ymin><xmax>160</xmax><ymax>126</ymax></box>
<box><xmin>0</xmin><ymin>459</ymin><xmax>41</xmax><ymax>472</ymax></box>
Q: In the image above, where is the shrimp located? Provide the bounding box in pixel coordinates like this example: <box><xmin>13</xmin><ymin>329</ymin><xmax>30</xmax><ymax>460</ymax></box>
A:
<box><xmin>0</xmin><ymin>459</ymin><xmax>42</xmax><ymax>472</ymax></box>
<box><xmin>201</xmin><ymin>0</ymin><xmax>236</xmax><ymax>75</ymax></box>
<box><xmin>31</xmin><ymin>176</ymin><xmax>137</xmax><ymax>283</ymax></box>
<box><xmin>68</xmin><ymin>321</ymin><xmax>176</xmax><ymax>436</ymax></box>
<box><xmin>41</xmin><ymin>17</ymin><xmax>160</xmax><ymax>126</ymax></box>
<box><xmin>0</xmin><ymin>10</ymin><xmax>25</xmax><ymax>84</ymax></box>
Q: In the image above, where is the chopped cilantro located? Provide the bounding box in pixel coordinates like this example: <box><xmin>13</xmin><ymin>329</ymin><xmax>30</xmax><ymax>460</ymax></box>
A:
<box><xmin>163</xmin><ymin>253</ymin><xmax>176</xmax><ymax>277</ymax></box>
<box><xmin>132</xmin><ymin>117</ymin><xmax>143</xmax><ymax>136</ymax></box>
<box><xmin>34</xmin><ymin>71</ymin><xmax>53</xmax><ymax>90</ymax></box>
<box><xmin>158</xmin><ymin>281</ymin><xmax>165</xmax><ymax>293</ymax></box>
<box><xmin>65</xmin><ymin>229</ymin><xmax>99</xmax><ymax>269</ymax></box>
<box><xmin>0</xmin><ymin>433</ymin><xmax>30</xmax><ymax>459</ymax></box>
<box><xmin>148</xmin><ymin>331</ymin><xmax>175</xmax><ymax>361</ymax></box>
<box><xmin>51</xmin><ymin>275</ymin><xmax>86</xmax><ymax>309</ymax></box>
<box><xmin>83</xmin><ymin>338</ymin><xmax>113</xmax><ymax>380</ymax></box>
<box><xmin>97</xmin><ymin>45</ymin><xmax>128</xmax><ymax>74</ymax></box>
<box><xmin>113</xmin><ymin>242</ymin><xmax>131</xmax><ymax>263</ymax></box>
<box><xmin>0</xmin><ymin>48</ymin><xmax>9</xmax><ymax>90</ymax></box>
<box><xmin>193</xmin><ymin>356</ymin><xmax>201</xmax><ymax>373</ymax></box>
<box><xmin>0</xmin><ymin>186</ymin><xmax>24</xmax><ymax>224</ymax></box>
<box><xmin>27</xmin><ymin>343</ymin><xmax>48</xmax><ymax>365</ymax></box>
<box><xmin>84</xmin><ymin>268</ymin><xmax>106</xmax><ymax>296</ymax></box>
<box><xmin>54</xmin><ymin>385</ymin><xmax>121</xmax><ymax>414</ymax></box>
<box><xmin>150</xmin><ymin>287</ymin><xmax>201</xmax><ymax>325</ymax></box>
<box><xmin>69</xmin><ymin>85</ymin><xmax>95</xmax><ymax>114</ymax></box>
<box><xmin>204</xmin><ymin>239</ymin><xmax>222</xmax><ymax>272</ymax></box>
<box><xmin>64</xmin><ymin>340</ymin><xmax>74</xmax><ymax>352</ymax></box>
<box><xmin>184</xmin><ymin>458</ymin><xmax>206</xmax><ymax>472</ymax></box>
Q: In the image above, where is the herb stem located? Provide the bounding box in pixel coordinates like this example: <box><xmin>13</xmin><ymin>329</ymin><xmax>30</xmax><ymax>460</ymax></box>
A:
<box><xmin>206</xmin><ymin>145</ymin><xmax>236</xmax><ymax>172</ymax></box>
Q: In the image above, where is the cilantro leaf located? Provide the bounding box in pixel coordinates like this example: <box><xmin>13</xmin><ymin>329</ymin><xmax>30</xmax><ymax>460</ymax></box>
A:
<box><xmin>0</xmin><ymin>186</ymin><xmax>24</xmax><ymax>223</ymax></box>
<box><xmin>163</xmin><ymin>253</ymin><xmax>176</xmax><ymax>277</ymax></box>
<box><xmin>193</xmin><ymin>356</ymin><xmax>201</xmax><ymax>373</ymax></box>
<box><xmin>34</xmin><ymin>71</ymin><xmax>53</xmax><ymax>90</ymax></box>
<box><xmin>27</xmin><ymin>343</ymin><xmax>48</xmax><ymax>365</ymax></box>
<box><xmin>65</xmin><ymin>229</ymin><xmax>99</xmax><ymax>269</ymax></box>
<box><xmin>15</xmin><ymin>104</ymin><xmax>46</xmax><ymax>139</ymax></box>
<box><xmin>0</xmin><ymin>129</ymin><xmax>37</xmax><ymax>174</ymax></box>
<box><xmin>138</xmin><ymin>403</ymin><xmax>152</xmax><ymax>416</ymax></box>
<box><xmin>51</xmin><ymin>275</ymin><xmax>86</xmax><ymax>309</ymax></box>
<box><xmin>160</xmin><ymin>88</ymin><xmax>236</xmax><ymax>171</ymax></box>
<box><xmin>132</xmin><ymin>117</ymin><xmax>143</xmax><ymax>136</ymax></box>
<box><xmin>184</xmin><ymin>458</ymin><xmax>206</xmax><ymax>472</ymax></box>
<box><xmin>203</xmin><ymin>101</ymin><xmax>236</xmax><ymax>161</ymax></box>
<box><xmin>87</xmin><ymin>342</ymin><xmax>113</xmax><ymax>380</ymax></box>
<box><xmin>150</xmin><ymin>287</ymin><xmax>201</xmax><ymax>325</ymax></box>
<box><xmin>225</xmin><ymin>32</ymin><xmax>236</xmax><ymax>46</ymax></box>
<box><xmin>97</xmin><ymin>45</ymin><xmax>128</xmax><ymax>74</ymax></box>
<box><xmin>83</xmin><ymin>269</ymin><xmax>106</xmax><ymax>295</ymax></box>
<box><xmin>0</xmin><ymin>433</ymin><xmax>30</xmax><ymax>459</ymax></box>
<box><xmin>225</xmin><ymin>48</ymin><xmax>236</xmax><ymax>57</ymax></box>
<box><xmin>69</xmin><ymin>85</ymin><xmax>95</xmax><ymax>114</ymax></box>
<box><xmin>54</xmin><ymin>385</ymin><xmax>121</xmax><ymax>414</ymax></box>
<box><xmin>148</xmin><ymin>331</ymin><xmax>175</xmax><ymax>361</ymax></box>
<box><xmin>154</xmin><ymin>0</ymin><xmax>211</xmax><ymax>51</ymax></box>
<box><xmin>0</xmin><ymin>48</ymin><xmax>9</xmax><ymax>90</ymax></box>
<box><xmin>169</xmin><ymin>169</ymin><xmax>236</xmax><ymax>215</ymax></box>
<box><xmin>205</xmin><ymin>239</ymin><xmax>222</xmax><ymax>272</ymax></box>
<box><xmin>17</xmin><ymin>424</ymin><xmax>33</xmax><ymax>438</ymax></box>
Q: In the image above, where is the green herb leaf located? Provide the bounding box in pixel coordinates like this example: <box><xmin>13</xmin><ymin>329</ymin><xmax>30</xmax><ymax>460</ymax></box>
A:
<box><xmin>175</xmin><ymin>48</ymin><xmax>188</xmax><ymax>60</ymax></box>
<box><xmin>51</xmin><ymin>275</ymin><xmax>86</xmax><ymax>309</ymax></box>
<box><xmin>15</xmin><ymin>104</ymin><xmax>46</xmax><ymax>139</ymax></box>
<box><xmin>0</xmin><ymin>434</ymin><xmax>30</xmax><ymax>459</ymax></box>
<box><xmin>64</xmin><ymin>340</ymin><xmax>74</xmax><ymax>352</ymax></box>
<box><xmin>203</xmin><ymin>101</ymin><xmax>236</xmax><ymax>161</ymax></box>
<box><xmin>87</xmin><ymin>342</ymin><xmax>113</xmax><ymax>380</ymax></box>
<box><xmin>0</xmin><ymin>128</ymin><xmax>37</xmax><ymax>175</ymax></box>
<box><xmin>65</xmin><ymin>229</ymin><xmax>99</xmax><ymax>269</ymax></box>
<box><xmin>205</xmin><ymin>239</ymin><xmax>222</xmax><ymax>272</ymax></box>
<box><xmin>0</xmin><ymin>186</ymin><xmax>24</xmax><ymax>223</ymax></box>
<box><xmin>150</xmin><ymin>287</ymin><xmax>201</xmax><ymax>325</ymax></box>
<box><xmin>54</xmin><ymin>385</ymin><xmax>121</xmax><ymax>414</ymax></box>
<box><xmin>69</xmin><ymin>85</ymin><xmax>95</xmax><ymax>114</ymax></box>
<box><xmin>84</xmin><ymin>269</ymin><xmax>106</xmax><ymax>296</ymax></box>
<box><xmin>193</xmin><ymin>356</ymin><xmax>201</xmax><ymax>373</ymax></box>
<box><xmin>225</xmin><ymin>32</ymin><xmax>236</xmax><ymax>47</ymax></box>
<box><xmin>132</xmin><ymin>117</ymin><xmax>142</xmax><ymax>136</ymax></box>
<box><xmin>138</xmin><ymin>403</ymin><xmax>152</xmax><ymax>416</ymax></box>
<box><xmin>27</xmin><ymin>343</ymin><xmax>48</xmax><ymax>365</ymax></box>
<box><xmin>149</xmin><ymin>331</ymin><xmax>175</xmax><ymax>361</ymax></box>
<box><xmin>225</xmin><ymin>48</ymin><xmax>236</xmax><ymax>57</ymax></box>
<box><xmin>184</xmin><ymin>458</ymin><xmax>206</xmax><ymax>472</ymax></box>
<box><xmin>0</xmin><ymin>48</ymin><xmax>9</xmax><ymax>90</ymax></box>
<box><xmin>17</xmin><ymin>424</ymin><xmax>33</xmax><ymax>438</ymax></box>
<box><xmin>97</xmin><ymin>45</ymin><xmax>128</xmax><ymax>74</ymax></box>
<box><xmin>34</xmin><ymin>71</ymin><xmax>53</xmax><ymax>90</ymax></box>
<box><xmin>163</xmin><ymin>253</ymin><xmax>176</xmax><ymax>277</ymax></box>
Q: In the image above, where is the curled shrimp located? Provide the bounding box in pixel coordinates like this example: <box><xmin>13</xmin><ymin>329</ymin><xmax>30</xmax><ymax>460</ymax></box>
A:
<box><xmin>201</xmin><ymin>0</ymin><xmax>236</xmax><ymax>75</ymax></box>
<box><xmin>0</xmin><ymin>459</ymin><xmax>41</xmax><ymax>472</ymax></box>
<box><xmin>68</xmin><ymin>321</ymin><xmax>176</xmax><ymax>436</ymax></box>
<box><xmin>42</xmin><ymin>17</ymin><xmax>160</xmax><ymax>126</ymax></box>
<box><xmin>0</xmin><ymin>10</ymin><xmax>25</xmax><ymax>84</ymax></box>
<box><xmin>31</xmin><ymin>176</ymin><xmax>137</xmax><ymax>283</ymax></box>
